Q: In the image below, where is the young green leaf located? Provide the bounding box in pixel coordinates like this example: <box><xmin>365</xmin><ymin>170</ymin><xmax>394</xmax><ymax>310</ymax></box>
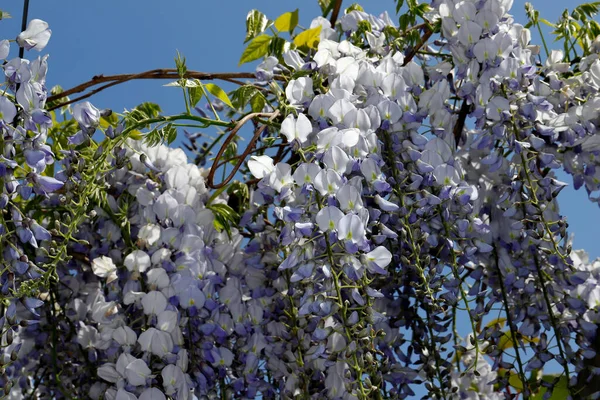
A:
<box><xmin>318</xmin><ymin>0</ymin><xmax>333</xmax><ymax>15</ymax></box>
<box><xmin>129</xmin><ymin>130</ymin><xmax>143</xmax><ymax>140</ymax></box>
<box><xmin>245</xmin><ymin>10</ymin><xmax>269</xmax><ymax>43</ymax></box>
<box><xmin>508</xmin><ymin>371</ymin><xmax>524</xmax><ymax>391</ymax></box>
<box><xmin>239</xmin><ymin>34</ymin><xmax>272</xmax><ymax>66</ymax></box>
<box><xmin>539</xmin><ymin>18</ymin><xmax>556</xmax><ymax>28</ymax></box>
<box><xmin>396</xmin><ymin>0</ymin><xmax>405</xmax><ymax>14</ymax></box>
<box><xmin>345</xmin><ymin>3</ymin><xmax>364</xmax><ymax>13</ymax></box>
<box><xmin>268</xmin><ymin>36</ymin><xmax>290</xmax><ymax>58</ymax></box>
<box><xmin>188</xmin><ymin>86</ymin><xmax>203</xmax><ymax>108</ymax></box>
<box><xmin>531</xmin><ymin>375</ymin><xmax>569</xmax><ymax>400</ymax></box>
<box><xmin>99</xmin><ymin>113</ymin><xmax>119</xmax><ymax>129</ymax></box>
<box><xmin>208</xmin><ymin>203</ymin><xmax>239</xmax><ymax>237</ymax></box>
<box><xmin>293</xmin><ymin>26</ymin><xmax>322</xmax><ymax>49</ymax></box>
<box><xmin>274</xmin><ymin>9</ymin><xmax>299</xmax><ymax>33</ymax></box>
<box><xmin>135</xmin><ymin>102</ymin><xmax>162</xmax><ymax>118</ymax></box>
<box><xmin>174</xmin><ymin>51</ymin><xmax>187</xmax><ymax>77</ymax></box>
<box><xmin>497</xmin><ymin>330</ymin><xmax>539</xmax><ymax>350</ymax></box>
<box><xmin>126</xmin><ymin>102</ymin><xmax>162</xmax><ymax>128</ymax></box>
<box><xmin>231</xmin><ymin>85</ymin><xmax>259</xmax><ymax>110</ymax></box>
<box><xmin>144</xmin><ymin>123</ymin><xmax>177</xmax><ymax>147</ymax></box>
<box><xmin>250</xmin><ymin>91</ymin><xmax>267</xmax><ymax>112</ymax></box>
<box><xmin>203</xmin><ymin>83</ymin><xmax>234</xmax><ymax>109</ymax></box>
<box><xmin>206</xmin><ymin>185</ymin><xmax>230</xmax><ymax>206</ymax></box>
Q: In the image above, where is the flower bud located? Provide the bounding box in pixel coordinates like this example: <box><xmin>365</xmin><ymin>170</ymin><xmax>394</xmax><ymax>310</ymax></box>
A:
<box><xmin>5</xmin><ymin>329</ymin><xmax>13</xmax><ymax>345</ymax></box>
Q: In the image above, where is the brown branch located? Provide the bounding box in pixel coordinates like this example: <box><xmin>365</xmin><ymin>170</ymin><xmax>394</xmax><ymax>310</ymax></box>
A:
<box><xmin>215</xmin><ymin>143</ymin><xmax>287</xmax><ymax>171</ymax></box>
<box><xmin>47</xmin><ymin>76</ymin><xmax>143</xmax><ymax>111</ymax></box>
<box><xmin>207</xmin><ymin>110</ymin><xmax>280</xmax><ymax>189</ymax></box>
<box><xmin>272</xmin><ymin>138</ymin><xmax>290</xmax><ymax>165</ymax></box>
<box><xmin>453</xmin><ymin>100</ymin><xmax>470</xmax><ymax>147</ymax></box>
<box><xmin>403</xmin><ymin>25</ymin><xmax>433</xmax><ymax>66</ymax></box>
<box><xmin>405</xmin><ymin>22</ymin><xmax>428</xmax><ymax>33</ymax></box>
<box><xmin>329</xmin><ymin>0</ymin><xmax>343</xmax><ymax>27</ymax></box>
<box><xmin>46</xmin><ymin>69</ymin><xmax>285</xmax><ymax>109</ymax></box>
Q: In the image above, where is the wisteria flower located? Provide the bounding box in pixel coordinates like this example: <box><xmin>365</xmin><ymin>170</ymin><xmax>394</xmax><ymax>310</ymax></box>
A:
<box><xmin>16</xmin><ymin>19</ymin><xmax>52</xmax><ymax>51</ymax></box>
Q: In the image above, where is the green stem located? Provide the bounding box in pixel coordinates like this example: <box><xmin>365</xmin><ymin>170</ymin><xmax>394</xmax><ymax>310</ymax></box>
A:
<box><xmin>516</xmin><ymin>153</ymin><xmax>572</xmax><ymax>389</ymax></box>
<box><xmin>441</xmin><ymin>216</ymin><xmax>480</xmax><ymax>372</ymax></box>
<box><xmin>200</xmin><ymin>82</ymin><xmax>221</xmax><ymax>121</ymax></box>
<box><xmin>492</xmin><ymin>246</ymin><xmax>529</xmax><ymax>398</ymax></box>
<box><xmin>536</xmin><ymin>21</ymin><xmax>550</xmax><ymax>58</ymax></box>
<box><xmin>181</xmin><ymin>84</ymin><xmax>191</xmax><ymax>115</ymax></box>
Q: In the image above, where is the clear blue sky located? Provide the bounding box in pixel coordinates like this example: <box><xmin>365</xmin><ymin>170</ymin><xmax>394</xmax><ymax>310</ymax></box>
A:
<box><xmin>0</xmin><ymin>0</ymin><xmax>597</xmax><ymax>259</ymax></box>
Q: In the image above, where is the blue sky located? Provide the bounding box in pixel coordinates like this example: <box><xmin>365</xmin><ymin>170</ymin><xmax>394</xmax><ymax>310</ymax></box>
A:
<box><xmin>0</xmin><ymin>0</ymin><xmax>597</xmax><ymax>258</ymax></box>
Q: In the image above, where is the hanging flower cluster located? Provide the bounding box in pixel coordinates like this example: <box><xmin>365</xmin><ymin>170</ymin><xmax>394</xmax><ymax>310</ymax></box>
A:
<box><xmin>1</xmin><ymin>0</ymin><xmax>600</xmax><ymax>399</ymax></box>
<box><xmin>3</xmin><ymin>132</ymin><xmax>261</xmax><ymax>399</ymax></box>
<box><xmin>244</xmin><ymin>0</ymin><xmax>600</xmax><ymax>398</ymax></box>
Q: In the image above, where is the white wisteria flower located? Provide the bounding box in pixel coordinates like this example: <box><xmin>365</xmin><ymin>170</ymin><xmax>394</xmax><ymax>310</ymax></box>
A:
<box><xmin>16</xmin><ymin>19</ymin><xmax>52</xmax><ymax>51</ymax></box>
<box><xmin>91</xmin><ymin>256</ymin><xmax>118</xmax><ymax>284</ymax></box>
<box><xmin>280</xmin><ymin>113</ymin><xmax>312</xmax><ymax>145</ymax></box>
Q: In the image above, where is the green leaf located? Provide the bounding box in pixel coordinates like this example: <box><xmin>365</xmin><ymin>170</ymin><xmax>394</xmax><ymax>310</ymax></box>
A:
<box><xmin>231</xmin><ymin>85</ymin><xmax>259</xmax><ymax>110</ymax></box>
<box><xmin>399</xmin><ymin>14</ymin><xmax>411</xmax><ymax>31</ymax></box>
<box><xmin>396</xmin><ymin>0</ymin><xmax>405</xmax><ymax>14</ymax></box>
<box><xmin>245</xmin><ymin>10</ymin><xmax>269</xmax><ymax>43</ymax></box>
<box><xmin>207</xmin><ymin>185</ymin><xmax>230</xmax><ymax>206</ymax></box>
<box><xmin>188</xmin><ymin>85</ymin><xmax>204</xmax><ymax>108</ymax></box>
<box><xmin>226</xmin><ymin>181</ymin><xmax>250</xmax><ymax>215</ymax></box>
<box><xmin>590</xmin><ymin>20</ymin><xmax>600</xmax><ymax>36</ymax></box>
<box><xmin>144</xmin><ymin>123</ymin><xmax>177</xmax><ymax>147</ymax></box>
<box><xmin>174</xmin><ymin>51</ymin><xmax>187</xmax><ymax>77</ymax></box>
<box><xmin>126</xmin><ymin>102</ymin><xmax>162</xmax><ymax>128</ymax></box>
<box><xmin>135</xmin><ymin>102</ymin><xmax>162</xmax><ymax>118</ymax></box>
<box><xmin>230</xmin><ymin>85</ymin><xmax>267</xmax><ymax>112</ymax></box>
<box><xmin>415</xmin><ymin>3</ymin><xmax>432</xmax><ymax>17</ymax></box>
<box><xmin>525</xmin><ymin>2</ymin><xmax>539</xmax><ymax>23</ymax></box>
<box><xmin>239</xmin><ymin>34</ymin><xmax>272</xmax><ymax>66</ymax></box>
<box><xmin>539</xmin><ymin>18</ymin><xmax>556</xmax><ymax>28</ymax></box>
<box><xmin>164</xmin><ymin>124</ymin><xmax>178</xmax><ymax>144</ymax></box>
<box><xmin>208</xmin><ymin>203</ymin><xmax>239</xmax><ymax>237</ymax></box>
<box><xmin>99</xmin><ymin>112</ymin><xmax>119</xmax><ymax>129</ymax></box>
<box><xmin>129</xmin><ymin>130</ymin><xmax>143</xmax><ymax>140</ymax></box>
<box><xmin>345</xmin><ymin>4</ymin><xmax>365</xmax><ymax>13</ymax></box>
<box><xmin>250</xmin><ymin>91</ymin><xmax>267</xmax><ymax>112</ymax></box>
<box><xmin>203</xmin><ymin>83</ymin><xmax>234</xmax><ymax>109</ymax></box>
<box><xmin>357</xmin><ymin>20</ymin><xmax>373</xmax><ymax>34</ymax></box>
<box><xmin>318</xmin><ymin>0</ymin><xmax>333</xmax><ymax>15</ymax></box>
<box><xmin>531</xmin><ymin>375</ymin><xmax>569</xmax><ymax>400</ymax></box>
<box><xmin>575</xmin><ymin>2</ymin><xmax>600</xmax><ymax>18</ymax></box>
<box><xmin>268</xmin><ymin>36</ymin><xmax>289</xmax><ymax>58</ymax></box>
<box><xmin>508</xmin><ymin>372</ymin><xmax>524</xmax><ymax>391</ymax></box>
<box><xmin>497</xmin><ymin>330</ymin><xmax>539</xmax><ymax>350</ymax></box>
<box><xmin>210</xmin><ymin>203</ymin><xmax>239</xmax><ymax>220</ymax></box>
<box><xmin>293</xmin><ymin>26</ymin><xmax>322</xmax><ymax>49</ymax></box>
<box><xmin>274</xmin><ymin>9</ymin><xmax>299</xmax><ymax>33</ymax></box>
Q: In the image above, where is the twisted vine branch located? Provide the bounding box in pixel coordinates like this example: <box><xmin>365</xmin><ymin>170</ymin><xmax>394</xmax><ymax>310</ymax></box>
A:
<box><xmin>207</xmin><ymin>110</ymin><xmax>280</xmax><ymax>189</ymax></box>
<box><xmin>46</xmin><ymin>70</ymin><xmax>284</xmax><ymax>111</ymax></box>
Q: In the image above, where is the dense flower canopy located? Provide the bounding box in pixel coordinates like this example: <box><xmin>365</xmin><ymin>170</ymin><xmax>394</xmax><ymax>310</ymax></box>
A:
<box><xmin>0</xmin><ymin>0</ymin><xmax>599</xmax><ymax>399</ymax></box>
